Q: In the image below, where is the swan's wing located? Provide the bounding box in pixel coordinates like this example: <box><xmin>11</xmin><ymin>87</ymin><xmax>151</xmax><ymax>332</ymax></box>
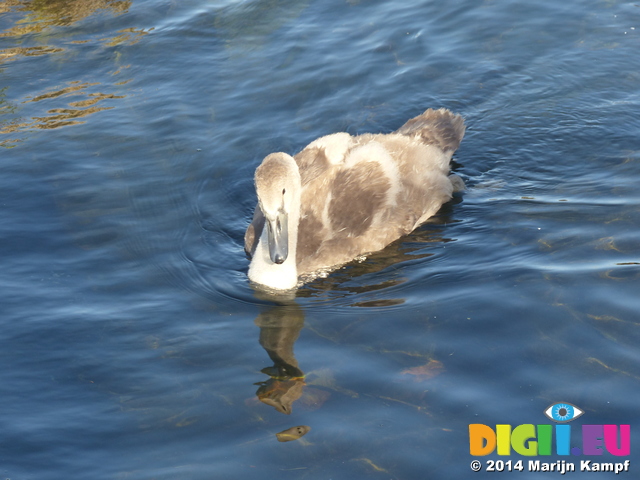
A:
<box><xmin>294</xmin><ymin>132</ymin><xmax>353</xmax><ymax>186</ymax></box>
<box><xmin>294</xmin><ymin>147</ymin><xmax>330</xmax><ymax>186</ymax></box>
<box><xmin>327</xmin><ymin>159</ymin><xmax>392</xmax><ymax>237</ymax></box>
<box><xmin>395</xmin><ymin>108</ymin><xmax>465</xmax><ymax>153</ymax></box>
<box><xmin>244</xmin><ymin>204</ymin><xmax>265</xmax><ymax>258</ymax></box>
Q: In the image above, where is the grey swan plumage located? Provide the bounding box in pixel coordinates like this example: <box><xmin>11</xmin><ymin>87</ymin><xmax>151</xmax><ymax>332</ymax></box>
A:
<box><xmin>244</xmin><ymin>108</ymin><xmax>465</xmax><ymax>290</ymax></box>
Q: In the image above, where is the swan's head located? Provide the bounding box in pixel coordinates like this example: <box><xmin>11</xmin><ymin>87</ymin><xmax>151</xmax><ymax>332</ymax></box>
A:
<box><xmin>255</xmin><ymin>153</ymin><xmax>301</xmax><ymax>265</ymax></box>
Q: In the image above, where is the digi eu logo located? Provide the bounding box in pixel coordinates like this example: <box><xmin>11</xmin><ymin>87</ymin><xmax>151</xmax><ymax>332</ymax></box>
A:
<box><xmin>469</xmin><ymin>402</ymin><xmax>631</xmax><ymax>456</ymax></box>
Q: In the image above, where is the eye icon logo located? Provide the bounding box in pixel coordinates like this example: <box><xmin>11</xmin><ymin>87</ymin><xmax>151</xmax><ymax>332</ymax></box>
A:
<box><xmin>544</xmin><ymin>402</ymin><xmax>584</xmax><ymax>423</ymax></box>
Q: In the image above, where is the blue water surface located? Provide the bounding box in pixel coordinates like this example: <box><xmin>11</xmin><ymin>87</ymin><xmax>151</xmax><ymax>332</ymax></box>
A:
<box><xmin>1</xmin><ymin>0</ymin><xmax>640</xmax><ymax>479</ymax></box>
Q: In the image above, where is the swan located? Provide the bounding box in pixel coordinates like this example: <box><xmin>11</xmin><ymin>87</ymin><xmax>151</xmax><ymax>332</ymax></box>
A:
<box><xmin>245</xmin><ymin>108</ymin><xmax>465</xmax><ymax>290</ymax></box>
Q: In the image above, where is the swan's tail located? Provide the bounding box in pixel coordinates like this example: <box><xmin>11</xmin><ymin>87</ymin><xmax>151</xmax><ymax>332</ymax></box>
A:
<box><xmin>395</xmin><ymin>108</ymin><xmax>465</xmax><ymax>154</ymax></box>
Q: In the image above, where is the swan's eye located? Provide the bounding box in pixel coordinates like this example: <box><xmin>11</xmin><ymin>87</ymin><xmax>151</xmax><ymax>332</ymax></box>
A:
<box><xmin>282</xmin><ymin>188</ymin><xmax>286</xmax><ymax>195</ymax></box>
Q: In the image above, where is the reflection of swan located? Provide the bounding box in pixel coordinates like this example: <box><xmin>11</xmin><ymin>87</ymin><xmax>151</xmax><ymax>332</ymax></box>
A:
<box><xmin>245</xmin><ymin>108</ymin><xmax>465</xmax><ymax>290</ymax></box>
<box><xmin>254</xmin><ymin>305</ymin><xmax>305</xmax><ymax>415</ymax></box>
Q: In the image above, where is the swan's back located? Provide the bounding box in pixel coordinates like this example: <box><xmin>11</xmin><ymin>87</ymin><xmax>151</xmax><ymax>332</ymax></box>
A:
<box><xmin>292</xmin><ymin>108</ymin><xmax>465</xmax><ymax>277</ymax></box>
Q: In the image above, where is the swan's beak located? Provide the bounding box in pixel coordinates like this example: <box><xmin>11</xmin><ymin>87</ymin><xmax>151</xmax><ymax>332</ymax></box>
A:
<box><xmin>267</xmin><ymin>210</ymin><xmax>288</xmax><ymax>264</ymax></box>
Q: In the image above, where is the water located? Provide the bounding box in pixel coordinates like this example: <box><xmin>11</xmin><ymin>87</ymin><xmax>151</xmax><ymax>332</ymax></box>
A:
<box><xmin>2</xmin><ymin>1</ymin><xmax>639</xmax><ymax>478</ymax></box>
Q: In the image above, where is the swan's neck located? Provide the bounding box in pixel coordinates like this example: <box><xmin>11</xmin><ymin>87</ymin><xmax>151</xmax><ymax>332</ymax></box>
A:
<box><xmin>248</xmin><ymin>193</ymin><xmax>301</xmax><ymax>291</ymax></box>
